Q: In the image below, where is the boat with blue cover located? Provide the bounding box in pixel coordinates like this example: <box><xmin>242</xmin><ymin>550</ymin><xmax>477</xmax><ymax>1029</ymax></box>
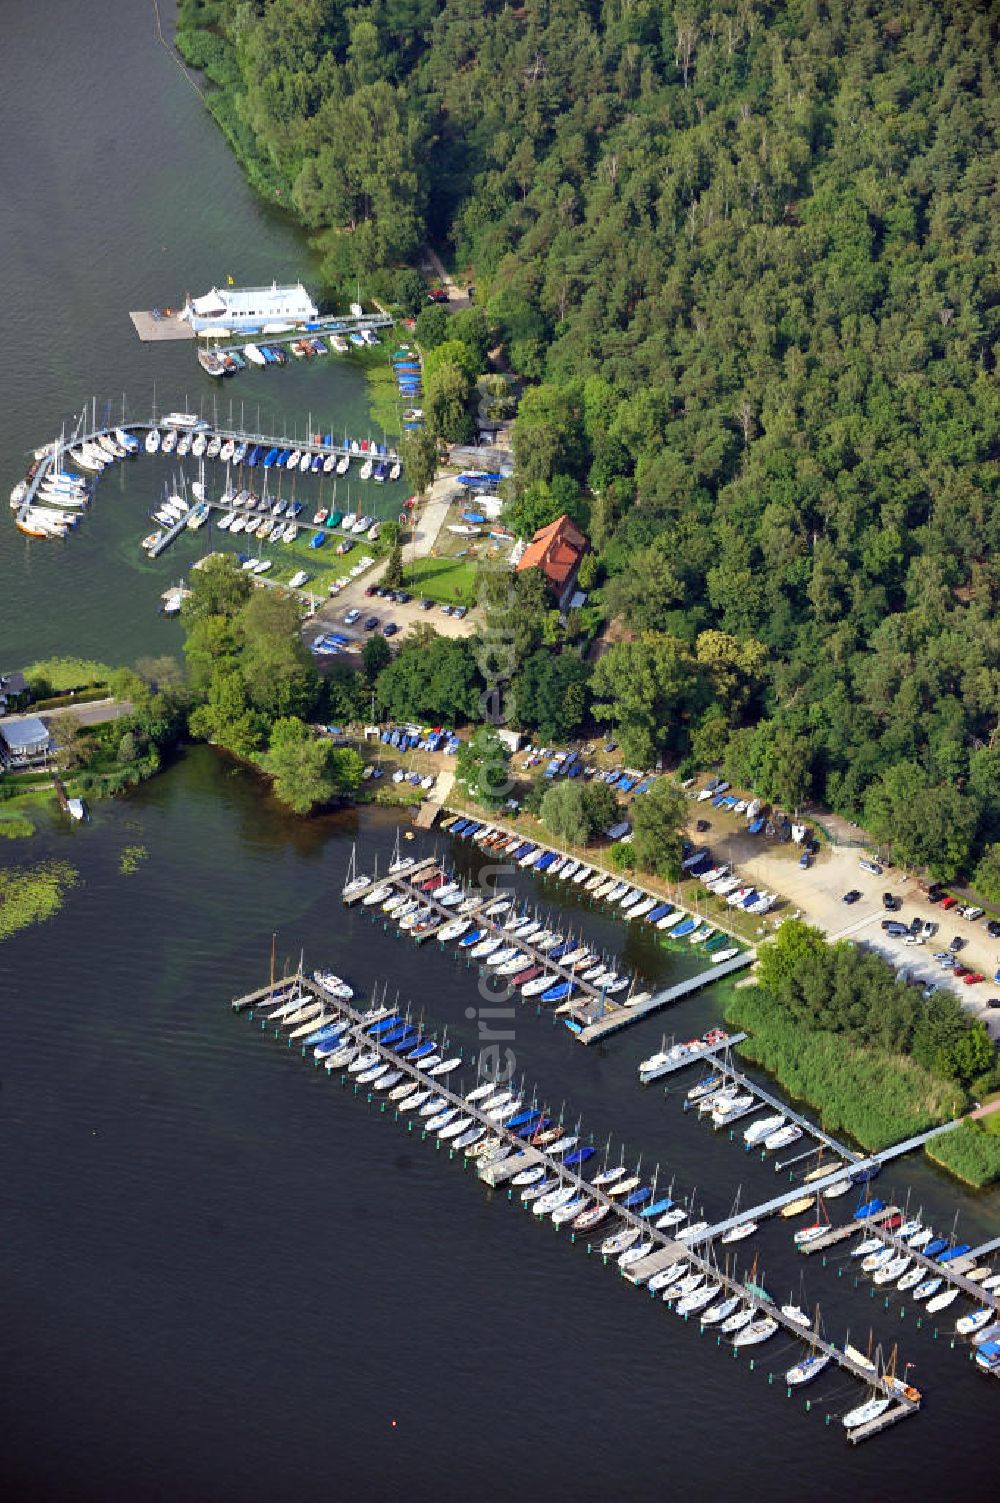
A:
<box><xmin>562</xmin><ymin>1145</ymin><xmax>595</xmax><ymax>1168</ymax></box>
<box><xmin>938</xmin><ymin>1243</ymin><xmax>971</xmax><ymax>1263</ymax></box>
<box><xmin>852</xmin><ymin>1199</ymin><xmax>886</xmax><ymax>1220</ymax></box>
<box><xmin>407</xmin><ymin>1041</ymin><xmax>438</xmax><ymax>1061</ymax></box>
<box><xmin>623</xmin><ymin>1186</ymin><xmax>652</xmax><ymax>1209</ymax></box>
<box><xmin>924</xmin><ymin>1237</ymin><xmax>949</xmax><ymax>1258</ymax></box>
<box><xmin>672</xmin><ymin>917</ymin><xmax>697</xmax><ymax>937</ymax></box>
<box><xmin>541</xmin><ymin>981</ymin><xmax>574</xmax><ymax>1003</ymax></box>
<box><xmin>459</xmin><ymin>928</ymin><xmax>486</xmax><ymax>948</ymax></box>
<box><xmin>367</xmin><ymin>1014</ymin><xmax>401</xmax><ymax>1036</ymax></box>
<box><xmin>640</xmin><ymin>1197</ymin><xmax>674</xmax><ymax>1219</ymax></box>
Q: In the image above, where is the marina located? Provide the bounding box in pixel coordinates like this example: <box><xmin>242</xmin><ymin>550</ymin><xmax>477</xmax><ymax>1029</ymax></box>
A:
<box><xmin>434</xmin><ymin>814</ymin><xmax>755</xmax><ymax>1040</ymax></box>
<box><xmin>233</xmin><ymin>967</ymin><xmax>924</xmax><ymax>1444</ymax></box>
<box><xmin>343</xmin><ymin>851</ymin><xmax>746</xmax><ymax>1043</ymax></box>
<box><xmin>11</xmin><ymin>410</ymin><xmax>406</xmax><ymax>553</ymax></box>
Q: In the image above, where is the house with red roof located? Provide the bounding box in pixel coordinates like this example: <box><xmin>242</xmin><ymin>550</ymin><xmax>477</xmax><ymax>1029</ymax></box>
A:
<box><xmin>515</xmin><ymin>514</ymin><xmax>588</xmax><ymax>610</ymax></box>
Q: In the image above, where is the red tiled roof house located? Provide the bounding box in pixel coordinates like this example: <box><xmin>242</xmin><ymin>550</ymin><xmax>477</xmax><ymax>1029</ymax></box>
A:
<box><xmin>515</xmin><ymin>514</ymin><xmax>588</xmax><ymax>610</ymax></box>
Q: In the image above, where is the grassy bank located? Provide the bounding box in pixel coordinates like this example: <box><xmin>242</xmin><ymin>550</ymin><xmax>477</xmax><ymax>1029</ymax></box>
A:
<box><xmin>724</xmin><ymin>986</ymin><xmax>965</xmax><ymax>1153</ymax></box>
<box><xmin>926</xmin><ymin>1118</ymin><xmax>1000</xmax><ymax>1188</ymax></box>
<box><xmin>363</xmin><ymin>350</ymin><xmax>404</xmax><ymax>440</ymax></box>
<box><xmin>24</xmin><ymin>657</ymin><xmax>112</xmax><ymax>694</ymax></box>
<box><xmin>0</xmin><ymin>860</ymin><xmax>79</xmax><ymax>943</ymax></box>
<box><xmin>403</xmin><ymin>555</ymin><xmax>478</xmax><ymax>605</ymax></box>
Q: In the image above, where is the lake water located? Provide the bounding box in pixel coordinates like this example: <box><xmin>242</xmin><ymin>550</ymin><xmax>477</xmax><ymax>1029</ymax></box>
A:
<box><xmin>0</xmin><ymin>4</ymin><xmax>996</xmax><ymax>1500</ymax></box>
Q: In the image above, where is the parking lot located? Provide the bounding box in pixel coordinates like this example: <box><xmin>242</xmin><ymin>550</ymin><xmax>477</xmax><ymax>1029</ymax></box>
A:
<box><xmin>304</xmin><ymin>559</ymin><xmax>478</xmax><ymax>659</ymax></box>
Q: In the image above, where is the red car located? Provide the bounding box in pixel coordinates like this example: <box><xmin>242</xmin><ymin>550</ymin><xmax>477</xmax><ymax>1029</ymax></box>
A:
<box><xmin>939</xmin><ymin>895</ymin><xmax>958</xmax><ymax>910</ymax></box>
<box><xmin>963</xmin><ymin>972</ymin><xmax>984</xmax><ymax>985</ymax></box>
<box><xmin>427</xmin><ymin>287</ymin><xmax>449</xmax><ymax>303</ymax></box>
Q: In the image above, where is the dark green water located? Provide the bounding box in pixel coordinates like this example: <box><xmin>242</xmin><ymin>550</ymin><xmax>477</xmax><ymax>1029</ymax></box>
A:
<box><xmin>0</xmin><ymin>0</ymin><xmax>407</xmax><ymax>669</ymax></box>
<box><xmin>1</xmin><ymin>5</ymin><xmax>996</xmax><ymax>1500</ymax></box>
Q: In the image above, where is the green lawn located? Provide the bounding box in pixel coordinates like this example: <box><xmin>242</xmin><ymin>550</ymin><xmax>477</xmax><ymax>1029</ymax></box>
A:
<box><xmin>403</xmin><ymin>555</ymin><xmax>479</xmax><ymax>605</ymax></box>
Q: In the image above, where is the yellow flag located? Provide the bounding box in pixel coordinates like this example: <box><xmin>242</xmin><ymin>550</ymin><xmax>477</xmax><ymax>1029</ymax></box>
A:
<box><xmin>227</xmin><ymin>274</ymin><xmax>234</xmax><ymax>286</ymax></box>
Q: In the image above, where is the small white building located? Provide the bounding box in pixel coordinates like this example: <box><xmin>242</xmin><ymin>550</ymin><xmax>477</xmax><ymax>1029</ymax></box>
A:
<box><xmin>182</xmin><ymin>281</ymin><xmax>318</xmax><ymax>334</ymax></box>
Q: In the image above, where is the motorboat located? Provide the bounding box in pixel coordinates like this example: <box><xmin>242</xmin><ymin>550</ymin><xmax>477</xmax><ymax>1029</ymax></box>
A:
<box><xmin>956</xmin><ymin>1307</ymin><xmax>994</xmax><ymax>1336</ymax></box>
<box><xmin>764</xmin><ymin>1124</ymin><xmax>803</xmax><ymax>1151</ymax></box>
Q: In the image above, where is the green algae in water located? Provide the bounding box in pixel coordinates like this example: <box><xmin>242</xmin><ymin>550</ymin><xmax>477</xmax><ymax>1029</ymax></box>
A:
<box><xmin>0</xmin><ymin>860</ymin><xmax>79</xmax><ymax>942</ymax></box>
<box><xmin>0</xmin><ymin>813</ymin><xmax>35</xmax><ymax>840</ymax></box>
<box><xmin>119</xmin><ymin>844</ymin><xmax>149</xmax><ymax>875</ymax></box>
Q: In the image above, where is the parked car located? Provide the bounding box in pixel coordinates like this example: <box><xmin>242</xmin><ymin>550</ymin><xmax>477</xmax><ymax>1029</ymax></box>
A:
<box><xmin>420</xmin><ymin>598</ymin><xmax>435</xmax><ymax>611</ymax></box>
<box><xmin>882</xmin><ymin>920</ymin><xmax>909</xmax><ymax>936</ymax></box>
<box><xmin>364</xmin><ymin>584</ymin><xmax>378</xmax><ymax>597</ymax></box>
<box><xmin>382</xmin><ymin>622</ymin><xmax>398</xmax><ymax>637</ymax></box>
<box><xmin>859</xmin><ymin>857</ymin><xmax>883</xmax><ymax>876</ymax></box>
<box><xmin>920</xmin><ymin>919</ymin><xmax>938</xmax><ymax>939</ymax></box>
<box><xmin>902</xmin><ymin>933</ymin><xmax>924</xmax><ymax>946</ymax></box>
<box><xmin>343</xmin><ymin>608</ymin><xmax>361</xmax><ymax>625</ymax></box>
<box><xmin>843</xmin><ymin>889</ymin><xmax>862</xmax><ymax>905</ymax></box>
<box><xmin>452</xmin><ymin>604</ymin><xmax>468</xmax><ymax>619</ymax></box>
<box><xmin>882</xmin><ymin>892</ymin><xmax>899</xmax><ymax>911</ymax></box>
<box><xmin>939</xmin><ymin>895</ymin><xmax>958</xmax><ymax>910</ymax></box>
<box><xmin>395</xmin><ymin>591</ymin><xmax>412</xmax><ymax>604</ymax></box>
<box><xmin>987</xmin><ymin>920</ymin><xmax>1000</xmax><ymax>939</ymax></box>
<box><xmin>986</xmin><ymin>997</ymin><xmax>1000</xmax><ymax>1009</ymax></box>
<box><xmin>440</xmin><ymin>603</ymin><xmax>453</xmax><ymax>615</ymax></box>
<box><xmin>960</xmin><ymin>905</ymin><xmax>984</xmax><ymax>922</ymax></box>
<box><xmin>695</xmin><ymin>819</ymin><xmax>711</xmax><ymax>832</ymax></box>
<box><xmin>949</xmin><ymin>935</ymin><xmax>965</xmax><ymax>953</ymax></box>
<box><xmin>364</xmin><ymin>615</ymin><xmax>379</xmax><ymax>631</ymax></box>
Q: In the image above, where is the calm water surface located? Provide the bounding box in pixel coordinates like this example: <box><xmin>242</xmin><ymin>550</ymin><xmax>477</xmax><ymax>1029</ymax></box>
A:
<box><xmin>0</xmin><ymin>4</ymin><xmax>996</xmax><ymax>1500</ymax></box>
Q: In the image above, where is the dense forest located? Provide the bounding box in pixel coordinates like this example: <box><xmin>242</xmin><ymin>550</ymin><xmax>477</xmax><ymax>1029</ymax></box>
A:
<box><xmin>176</xmin><ymin>1</ymin><xmax>1000</xmax><ymax>886</ymax></box>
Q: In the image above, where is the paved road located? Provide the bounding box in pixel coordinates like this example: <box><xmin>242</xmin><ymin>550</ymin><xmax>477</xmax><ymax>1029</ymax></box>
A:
<box><xmin>2</xmin><ymin>699</ymin><xmax>131</xmax><ymax>732</ymax></box>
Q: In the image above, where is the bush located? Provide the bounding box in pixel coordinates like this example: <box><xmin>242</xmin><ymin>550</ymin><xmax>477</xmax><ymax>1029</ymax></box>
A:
<box><xmin>725</xmin><ymin>986</ymin><xmax>965</xmax><ymax>1152</ymax></box>
<box><xmin>925</xmin><ymin>1120</ymin><xmax>1000</xmax><ymax>1187</ymax></box>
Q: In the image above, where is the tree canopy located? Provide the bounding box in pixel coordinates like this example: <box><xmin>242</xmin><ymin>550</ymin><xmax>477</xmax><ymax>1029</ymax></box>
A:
<box><xmin>178</xmin><ymin>0</ymin><xmax>1000</xmax><ymax>882</ymax></box>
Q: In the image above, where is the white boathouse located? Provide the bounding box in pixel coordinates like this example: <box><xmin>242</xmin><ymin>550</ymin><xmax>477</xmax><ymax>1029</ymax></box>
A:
<box><xmin>182</xmin><ymin>281</ymin><xmax>319</xmax><ymax>334</ymax></box>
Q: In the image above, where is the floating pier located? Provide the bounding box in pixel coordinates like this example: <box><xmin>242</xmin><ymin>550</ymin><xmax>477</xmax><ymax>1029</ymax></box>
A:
<box><xmin>231</xmin><ymin>970</ymin><xmax>922</xmax><ymax>1441</ymax></box>
<box><xmin>351</xmin><ymin>860</ymin><xmax>644</xmax><ymax>1032</ymax></box>
<box><xmin>863</xmin><ymin>1221</ymin><xmax>1000</xmax><ymax>1313</ymax></box>
<box><xmin>437</xmin><ymin>812</ymin><xmax>756</xmax><ymax>1041</ymax></box>
<box><xmin>638</xmin><ymin>1032</ymin><xmax>749</xmax><ymax>1083</ymax></box>
<box><xmin>576</xmin><ymin>952</ymin><xmax>754</xmax><ymax>1042</ymax></box>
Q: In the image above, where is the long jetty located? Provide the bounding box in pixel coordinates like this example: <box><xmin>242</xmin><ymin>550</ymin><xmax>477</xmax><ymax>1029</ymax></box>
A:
<box><xmin>232</xmin><ymin>970</ymin><xmax>920</xmax><ymax>1441</ymax></box>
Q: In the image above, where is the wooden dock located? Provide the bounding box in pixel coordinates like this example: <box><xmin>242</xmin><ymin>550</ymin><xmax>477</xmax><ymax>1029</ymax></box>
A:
<box><xmin>576</xmin><ymin>951</ymin><xmax>755</xmax><ymax>1043</ymax></box>
<box><xmin>799</xmin><ymin>1207</ymin><xmax>900</xmax><ymax>1255</ymax></box>
<box><xmin>129</xmin><ymin>310</ymin><xmax>194</xmax><ymax>341</ymax></box>
<box><xmin>353</xmin><ymin>861</ymin><xmax>629</xmax><ymax>1024</ymax></box>
<box><xmin>638</xmin><ymin>1032</ymin><xmax>748</xmax><ymax>1083</ymax></box>
<box><xmin>688</xmin><ymin>1054</ymin><xmax>857</xmax><ymax>1167</ymax></box>
<box><xmin>231</xmin><ymin>970</ymin><xmax>922</xmax><ymax>1438</ymax></box>
<box><xmin>864</xmin><ymin>1220</ymin><xmax>1000</xmax><ymax>1313</ymax></box>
